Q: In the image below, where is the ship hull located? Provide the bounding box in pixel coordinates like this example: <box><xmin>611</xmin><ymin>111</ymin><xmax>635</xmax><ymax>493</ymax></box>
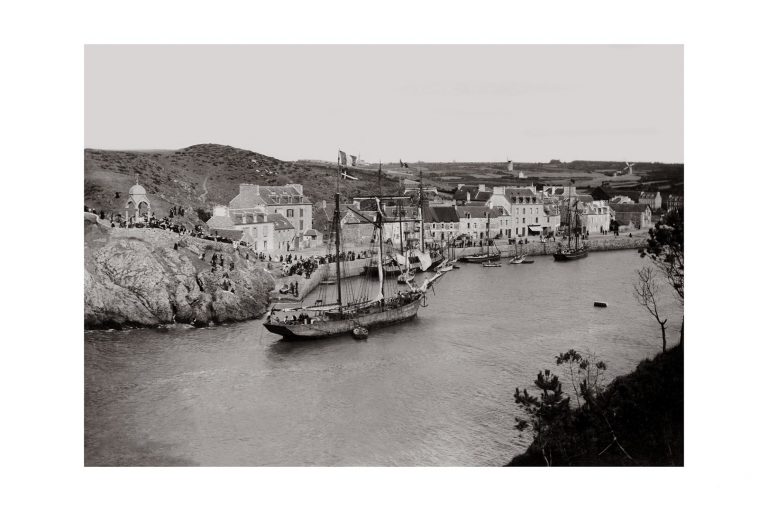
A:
<box><xmin>264</xmin><ymin>298</ymin><xmax>422</xmax><ymax>340</ymax></box>
<box><xmin>553</xmin><ymin>249</ymin><xmax>589</xmax><ymax>261</ymax></box>
<box><xmin>460</xmin><ymin>253</ymin><xmax>500</xmax><ymax>263</ymax></box>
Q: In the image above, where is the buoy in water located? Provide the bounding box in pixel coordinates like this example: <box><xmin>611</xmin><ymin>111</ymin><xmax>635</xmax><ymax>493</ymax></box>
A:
<box><xmin>594</xmin><ymin>301</ymin><xmax>608</xmax><ymax>308</ymax></box>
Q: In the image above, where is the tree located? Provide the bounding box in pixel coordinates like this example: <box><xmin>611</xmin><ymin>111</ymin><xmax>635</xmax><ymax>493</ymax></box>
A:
<box><xmin>640</xmin><ymin>208</ymin><xmax>683</xmax><ymax>343</ymax></box>
<box><xmin>640</xmin><ymin>208</ymin><xmax>683</xmax><ymax>303</ymax></box>
<box><xmin>514</xmin><ymin>350</ymin><xmax>614</xmax><ymax>465</ymax></box>
<box><xmin>634</xmin><ymin>266</ymin><xmax>669</xmax><ymax>353</ymax></box>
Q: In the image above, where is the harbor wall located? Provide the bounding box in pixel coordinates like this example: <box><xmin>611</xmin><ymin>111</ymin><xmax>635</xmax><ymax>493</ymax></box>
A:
<box><xmin>452</xmin><ymin>234</ymin><xmax>648</xmax><ymax>258</ymax></box>
<box><xmin>273</xmin><ymin>258</ymin><xmax>368</xmax><ymax>302</ymax></box>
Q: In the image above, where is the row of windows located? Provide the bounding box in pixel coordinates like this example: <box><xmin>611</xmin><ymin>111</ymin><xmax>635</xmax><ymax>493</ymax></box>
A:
<box><xmin>285</xmin><ymin>208</ymin><xmax>306</xmax><ymax>218</ymax></box>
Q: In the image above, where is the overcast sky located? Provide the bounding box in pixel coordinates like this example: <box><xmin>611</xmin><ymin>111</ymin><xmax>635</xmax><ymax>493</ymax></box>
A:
<box><xmin>85</xmin><ymin>45</ymin><xmax>682</xmax><ymax>163</ymax></box>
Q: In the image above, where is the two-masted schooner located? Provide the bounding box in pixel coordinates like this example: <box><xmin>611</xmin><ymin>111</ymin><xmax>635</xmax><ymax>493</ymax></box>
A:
<box><xmin>264</xmin><ymin>160</ymin><xmax>446</xmax><ymax>340</ymax></box>
<box><xmin>553</xmin><ymin>180</ymin><xmax>589</xmax><ymax>261</ymax></box>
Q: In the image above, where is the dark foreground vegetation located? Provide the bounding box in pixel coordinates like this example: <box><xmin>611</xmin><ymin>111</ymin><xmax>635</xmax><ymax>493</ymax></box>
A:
<box><xmin>507</xmin><ymin>343</ymin><xmax>683</xmax><ymax>466</ymax></box>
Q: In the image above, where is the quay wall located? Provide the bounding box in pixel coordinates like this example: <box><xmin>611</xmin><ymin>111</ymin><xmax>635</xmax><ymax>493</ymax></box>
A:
<box><xmin>273</xmin><ymin>258</ymin><xmax>368</xmax><ymax>302</ymax></box>
<box><xmin>451</xmin><ymin>234</ymin><xmax>648</xmax><ymax>259</ymax></box>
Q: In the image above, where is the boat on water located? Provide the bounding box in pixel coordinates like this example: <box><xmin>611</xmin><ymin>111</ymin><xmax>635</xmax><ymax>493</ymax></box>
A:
<box><xmin>482</xmin><ymin>261</ymin><xmax>502</xmax><ymax>268</ymax></box>
<box><xmin>509</xmin><ymin>254</ymin><xmax>526</xmax><ymax>264</ymax></box>
<box><xmin>553</xmin><ymin>179</ymin><xmax>589</xmax><ymax>262</ymax></box>
<box><xmin>265</xmin><ymin>166</ymin><xmax>448</xmax><ymax>340</ymax></box>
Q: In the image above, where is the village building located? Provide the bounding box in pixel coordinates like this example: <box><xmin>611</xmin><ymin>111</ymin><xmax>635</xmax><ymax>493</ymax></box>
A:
<box><xmin>639</xmin><ymin>191</ymin><xmax>663</xmax><ymax>210</ymax></box>
<box><xmin>578</xmin><ymin>200</ymin><xmax>613</xmax><ymax>234</ymax></box>
<box><xmin>609</xmin><ymin>195</ymin><xmax>635</xmax><ymax>205</ymax></box>
<box><xmin>456</xmin><ymin>206</ymin><xmax>500</xmax><ymax>240</ymax></box>
<box><xmin>666</xmin><ymin>194</ymin><xmax>684</xmax><ymax>211</ymax></box>
<box><xmin>487</xmin><ymin>186</ymin><xmax>549</xmax><ymax>237</ymax></box>
<box><xmin>206</xmin><ymin>204</ymin><xmax>279</xmax><ymax>251</ymax></box>
<box><xmin>611</xmin><ymin>203</ymin><xmax>653</xmax><ymax>230</ymax></box>
<box><xmin>423</xmin><ymin>205</ymin><xmax>461</xmax><ymax>243</ymax></box>
<box><xmin>229</xmin><ymin>184</ymin><xmax>313</xmax><ymax>237</ymax></box>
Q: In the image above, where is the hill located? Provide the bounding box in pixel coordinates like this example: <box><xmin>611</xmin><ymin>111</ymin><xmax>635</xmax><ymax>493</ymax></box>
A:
<box><xmin>84</xmin><ymin>144</ymin><xmax>403</xmax><ymax>225</ymax></box>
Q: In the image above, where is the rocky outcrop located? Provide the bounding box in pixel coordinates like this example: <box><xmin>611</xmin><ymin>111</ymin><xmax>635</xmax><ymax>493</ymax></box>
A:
<box><xmin>85</xmin><ymin>215</ymin><xmax>274</xmax><ymax>329</ymax></box>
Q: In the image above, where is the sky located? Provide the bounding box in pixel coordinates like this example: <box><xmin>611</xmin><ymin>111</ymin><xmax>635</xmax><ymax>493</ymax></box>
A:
<box><xmin>85</xmin><ymin>45</ymin><xmax>683</xmax><ymax>163</ymax></box>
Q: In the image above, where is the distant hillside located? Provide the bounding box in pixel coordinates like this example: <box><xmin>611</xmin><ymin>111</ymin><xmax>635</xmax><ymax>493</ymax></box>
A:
<box><xmin>84</xmin><ymin>144</ymin><xmax>402</xmax><ymax>224</ymax></box>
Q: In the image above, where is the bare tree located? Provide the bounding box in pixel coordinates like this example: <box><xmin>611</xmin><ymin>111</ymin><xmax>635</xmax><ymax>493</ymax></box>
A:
<box><xmin>634</xmin><ymin>266</ymin><xmax>668</xmax><ymax>353</ymax></box>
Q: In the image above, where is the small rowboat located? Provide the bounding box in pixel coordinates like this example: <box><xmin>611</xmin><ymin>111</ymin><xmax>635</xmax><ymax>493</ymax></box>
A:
<box><xmin>352</xmin><ymin>326</ymin><xmax>369</xmax><ymax>339</ymax></box>
<box><xmin>594</xmin><ymin>301</ymin><xmax>608</xmax><ymax>308</ymax></box>
<box><xmin>482</xmin><ymin>262</ymin><xmax>502</xmax><ymax>268</ymax></box>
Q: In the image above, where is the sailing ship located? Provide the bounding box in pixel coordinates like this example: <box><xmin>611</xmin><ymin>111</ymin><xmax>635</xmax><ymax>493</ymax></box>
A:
<box><xmin>553</xmin><ymin>181</ymin><xmax>589</xmax><ymax>261</ymax></box>
<box><xmin>264</xmin><ymin>158</ymin><xmax>447</xmax><ymax>340</ymax></box>
<box><xmin>392</xmin><ymin>170</ymin><xmax>444</xmax><ymax>272</ymax></box>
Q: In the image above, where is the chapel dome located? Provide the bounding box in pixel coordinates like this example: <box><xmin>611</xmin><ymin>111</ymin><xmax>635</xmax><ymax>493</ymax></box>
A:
<box><xmin>129</xmin><ymin>184</ymin><xmax>147</xmax><ymax>196</ymax></box>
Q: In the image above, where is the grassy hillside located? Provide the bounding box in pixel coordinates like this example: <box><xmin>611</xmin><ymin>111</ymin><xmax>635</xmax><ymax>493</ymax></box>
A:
<box><xmin>84</xmin><ymin>144</ymin><xmax>402</xmax><ymax>224</ymax></box>
<box><xmin>85</xmin><ymin>144</ymin><xmax>684</xmax><ymax>225</ymax></box>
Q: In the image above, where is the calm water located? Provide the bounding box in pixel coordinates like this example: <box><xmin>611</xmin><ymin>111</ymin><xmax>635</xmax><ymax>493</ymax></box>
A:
<box><xmin>85</xmin><ymin>250</ymin><xmax>682</xmax><ymax>466</ymax></box>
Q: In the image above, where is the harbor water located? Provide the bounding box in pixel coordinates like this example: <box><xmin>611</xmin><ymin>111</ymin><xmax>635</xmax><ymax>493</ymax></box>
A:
<box><xmin>85</xmin><ymin>250</ymin><xmax>682</xmax><ymax>466</ymax></box>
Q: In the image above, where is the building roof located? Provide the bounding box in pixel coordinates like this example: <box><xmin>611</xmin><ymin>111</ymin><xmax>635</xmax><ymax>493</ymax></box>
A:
<box><xmin>230</xmin><ymin>184</ymin><xmax>310</xmax><ymax>210</ymax></box>
<box><xmin>267</xmin><ymin>213</ymin><xmax>295</xmax><ymax>230</ymax></box>
<box><xmin>640</xmin><ymin>191</ymin><xmax>660</xmax><ymax>199</ymax></box>
<box><xmin>611</xmin><ymin>203</ymin><xmax>651</xmax><ymax>213</ymax></box>
<box><xmin>212</xmin><ymin>228</ymin><xmax>244</xmax><ymax>241</ymax></box>
<box><xmin>206</xmin><ymin>215</ymin><xmax>235</xmax><ymax>230</ymax></box>
<box><xmin>456</xmin><ymin>206</ymin><xmax>499</xmax><ymax>219</ymax></box>
<box><xmin>454</xmin><ymin>185</ymin><xmax>493</xmax><ymax>203</ymax></box>
<box><xmin>304</xmin><ymin>229</ymin><xmax>320</xmax><ymax>237</ymax></box>
<box><xmin>423</xmin><ymin>205</ymin><xmax>460</xmax><ymax>223</ymax></box>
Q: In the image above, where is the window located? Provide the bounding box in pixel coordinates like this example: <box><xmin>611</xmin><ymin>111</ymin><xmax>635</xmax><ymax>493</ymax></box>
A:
<box><xmin>535</xmin><ymin>217</ymin><xmax>538</xmax><ymax>223</ymax></box>
<box><xmin>441</xmin><ymin>223</ymin><xmax>444</xmax><ymax>229</ymax></box>
<box><xmin>300</xmin><ymin>209</ymin><xmax>304</xmax><ymax>217</ymax></box>
<box><xmin>300</xmin><ymin>220</ymin><xmax>304</xmax><ymax>231</ymax></box>
<box><xmin>473</xmin><ymin>223</ymin><xmax>477</xmax><ymax>229</ymax></box>
<box><xmin>523</xmin><ymin>218</ymin><xmax>526</xmax><ymax>223</ymax></box>
<box><xmin>287</xmin><ymin>209</ymin><xmax>294</xmax><ymax>218</ymax></box>
<box><xmin>467</xmin><ymin>223</ymin><xmax>470</xmax><ymax>229</ymax></box>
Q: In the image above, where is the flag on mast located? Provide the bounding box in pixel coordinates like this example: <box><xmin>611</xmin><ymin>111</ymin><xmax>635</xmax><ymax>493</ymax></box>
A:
<box><xmin>338</xmin><ymin>150</ymin><xmax>347</xmax><ymax>166</ymax></box>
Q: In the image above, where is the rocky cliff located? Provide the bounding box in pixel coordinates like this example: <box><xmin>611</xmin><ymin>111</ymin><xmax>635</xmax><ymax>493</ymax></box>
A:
<box><xmin>84</xmin><ymin>214</ymin><xmax>274</xmax><ymax>329</ymax></box>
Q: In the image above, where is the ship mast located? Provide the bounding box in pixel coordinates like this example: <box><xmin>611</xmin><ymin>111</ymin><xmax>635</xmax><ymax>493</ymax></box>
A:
<box><xmin>418</xmin><ymin>169</ymin><xmax>425</xmax><ymax>253</ymax></box>
<box><xmin>566</xmin><ymin>180</ymin><xmax>573</xmax><ymax>250</ymax></box>
<box><xmin>375</xmin><ymin>198</ymin><xmax>385</xmax><ymax>302</ymax></box>
<box><xmin>335</xmin><ymin>153</ymin><xmax>343</xmax><ymax>310</ymax></box>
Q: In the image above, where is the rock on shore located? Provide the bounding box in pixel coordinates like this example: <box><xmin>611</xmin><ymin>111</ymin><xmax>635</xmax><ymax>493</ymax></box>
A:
<box><xmin>84</xmin><ymin>215</ymin><xmax>274</xmax><ymax>329</ymax></box>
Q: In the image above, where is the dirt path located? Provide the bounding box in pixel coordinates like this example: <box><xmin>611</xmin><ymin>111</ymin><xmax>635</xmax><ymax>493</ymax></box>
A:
<box><xmin>198</xmin><ymin>174</ymin><xmax>209</xmax><ymax>203</ymax></box>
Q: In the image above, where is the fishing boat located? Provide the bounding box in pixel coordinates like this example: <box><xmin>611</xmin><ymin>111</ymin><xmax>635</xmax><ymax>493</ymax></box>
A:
<box><xmin>264</xmin><ymin>166</ymin><xmax>447</xmax><ymax>340</ymax></box>
<box><xmin>509</xmin><ymin>254</ymin><xmax>527</xmax><ymax>264</ymax></box>
<box><xmin>553</xmin><ymin>180</ymin><xmax>589</xmax><ymax>262</ymax></box>
<box><xmin>482</xmin><ymin>261</ymin><xmax>502</xmax><ymax>268</ymax></box>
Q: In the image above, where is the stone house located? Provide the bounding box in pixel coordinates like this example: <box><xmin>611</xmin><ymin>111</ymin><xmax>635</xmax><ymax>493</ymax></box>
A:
<box><xmin>639</xmin><ymin>191</ymin><xmax>662</xmax><ymax>210</ymax></box>
<box><xmin>229</xmin><ymin>184</ymin><xmax>313</xmax><ymax>236</ymax></box>
<box><xmin>611</xmin><ymin>203</ymin><xmax>653</xmax><ymax>230</ymax></box>
<box><xmin>423</xmin><ymin>205</ymin><xmax>460</xmax><ymax>243</ymax></box>
<box><xmin>456</xmin><ymin>206</ymin><xmax>500</xmax><ymax>240</ymax></box>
